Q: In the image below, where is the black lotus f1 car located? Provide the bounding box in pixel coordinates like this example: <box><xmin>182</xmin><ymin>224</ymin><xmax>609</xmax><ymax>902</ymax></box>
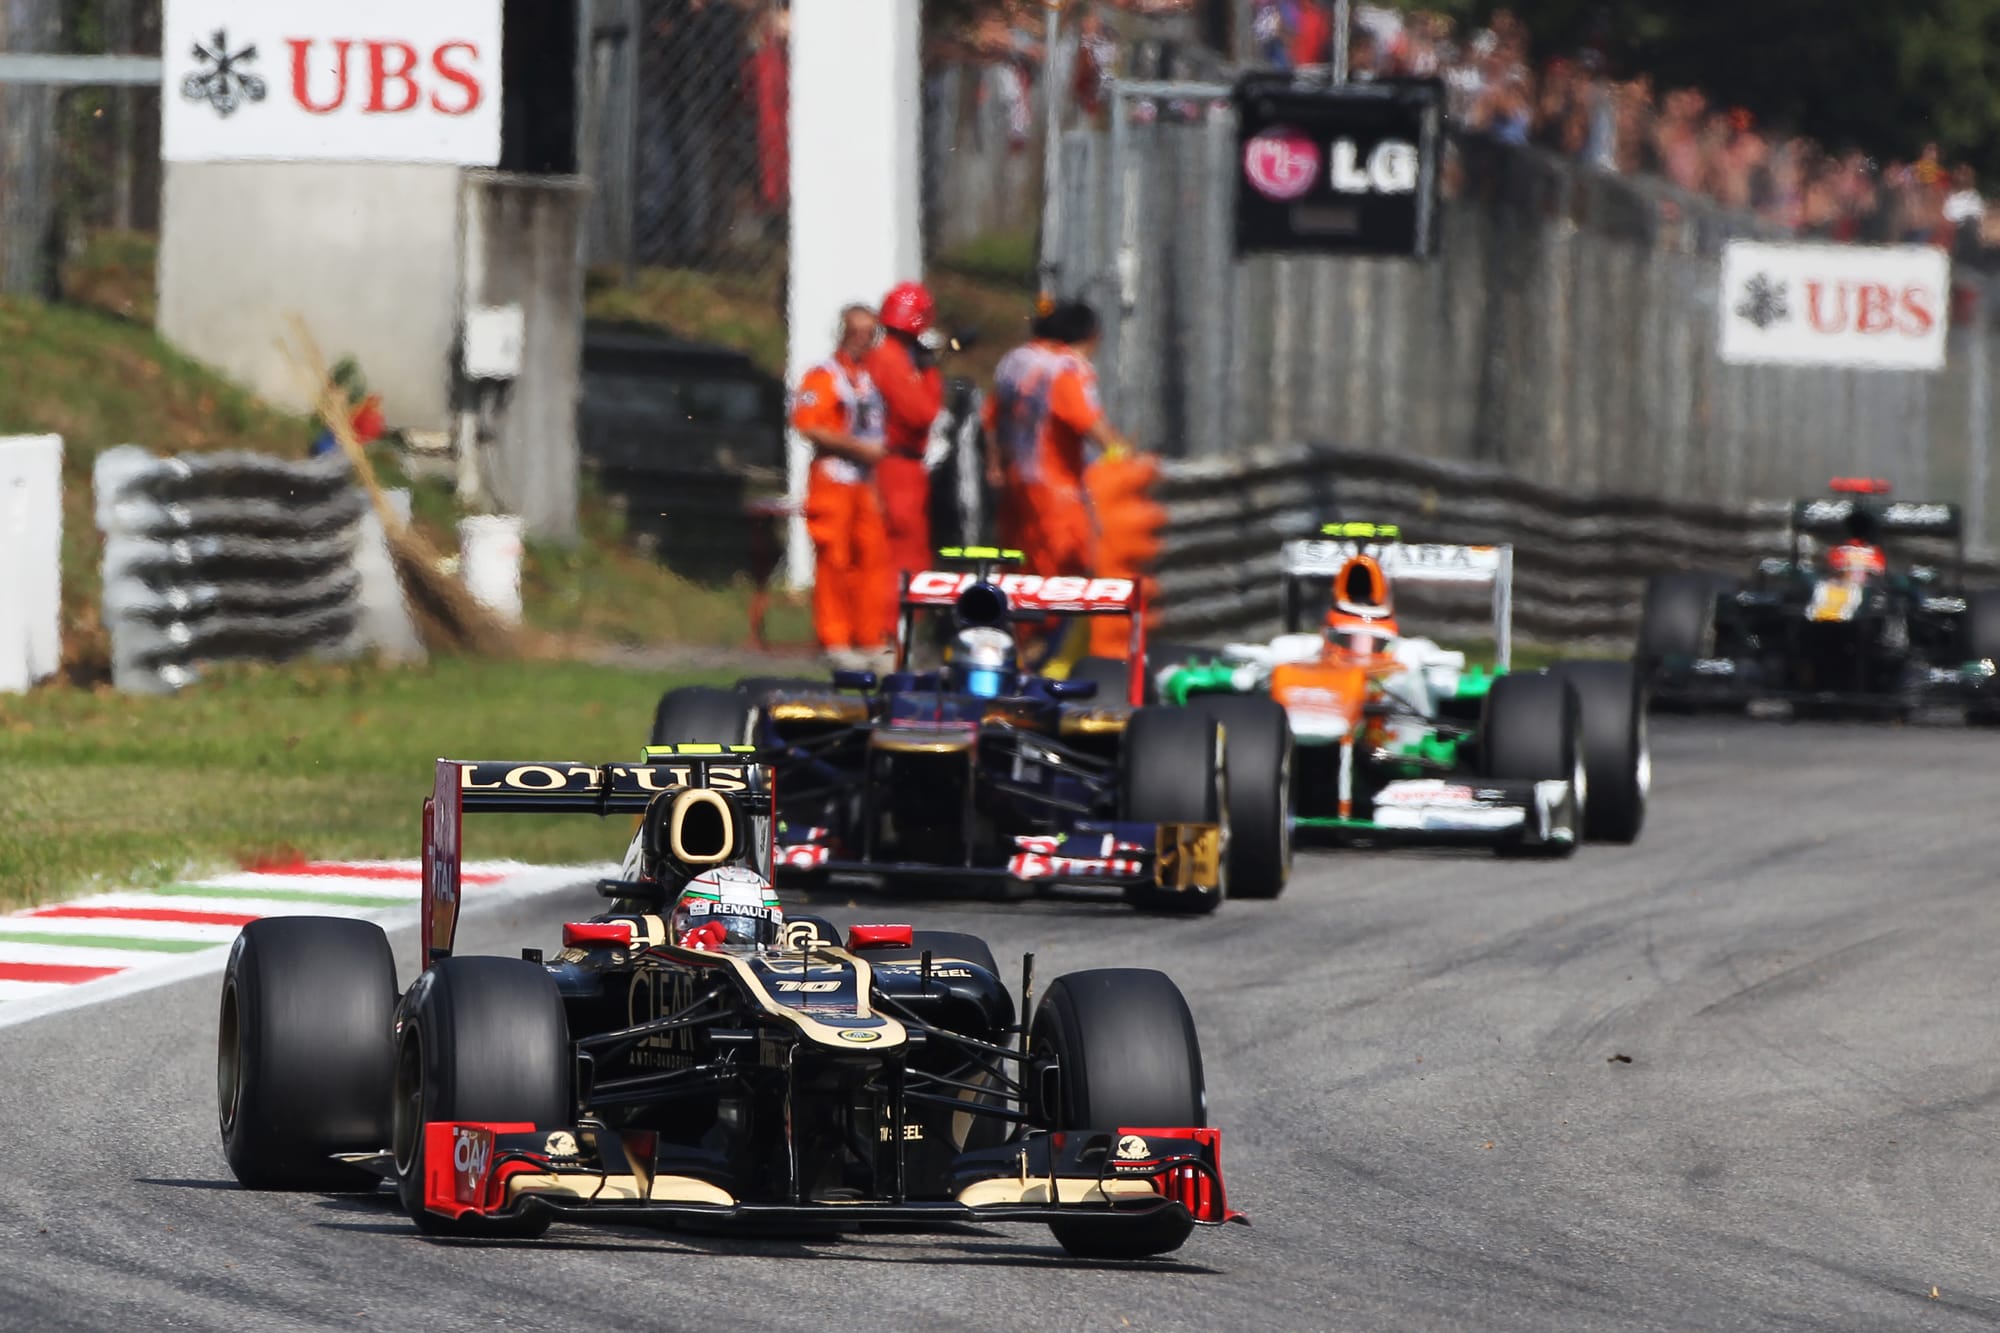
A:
<box><xmin>1639</xmin><ymin>479</ymin><xmax>2000</xmax><ymax>720</ymax></box>
<box><xmin>648</xmin><ymin>550</ymin><xmax>1292</xmax><ymax>913</ymax></box>
<box><xmin>217</xmin><ymin>750</ymin><xmax>1239</xmax><ymax>1258</ymax></box>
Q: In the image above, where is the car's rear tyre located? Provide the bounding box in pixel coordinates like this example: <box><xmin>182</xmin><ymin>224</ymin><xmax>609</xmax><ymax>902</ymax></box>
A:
<box><xmin>393</xmin><ymin>957</ymin><xmax>570</xmax><ymax>1238</ymax></box>
<box><xmin>1480</xmin><ymin>672</ymin><xmax>1582</xmax><ymax>859</ymax></box>
<box><xmin>1183</xmin><ymin>696</ymin><xmax>1293</xmax><ymax>900</ymax></box>
<box><xmin>1069</xmin><ymin>655</ymin><xmax>1142</xmax><ymax>704</ymax></box>
<box><xmin>1032</xmin><ymin>969</ymin><xmax>1206</xmax><ymax>1260</ymax></box>
<box><xmin>735</xmin><ymin>676</ymin><xmax>824</xmax><ymax>701</ymax></box>
<box><xmin>1118</xmin><ymin>708</ymin><xmax>1225</xmax><ymax>914</ymax></box>
<box><xmin>1962</xmin><ymin>591</ymin><xmax>2000</xmax><ymax>725</ymax></box>
<box><xmin>219</xmin><ymin>917</ymin><xmax>397</xmax><ymax>1192</ymax></box>
<box><xmin>1547</xmin><ymin>660</ymin><xmax>1648</xmax><ymax>844</ymax></box>
<box><xmin>649</xmin><ymin>686</ymin><xmax>755</xmax><ymax>748</ymax></box>
<box><xmin>854</xmin><ymin>929</ymin><xmax>1003</xmax><ymax>982</ymax></box>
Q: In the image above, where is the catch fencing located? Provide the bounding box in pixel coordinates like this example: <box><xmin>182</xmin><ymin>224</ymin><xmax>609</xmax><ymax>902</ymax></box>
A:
<box><xmin>0</xmin><ymin>0</ymin><xmax>162</xmax><ymax>296</ymax></box>
<box><xmin>1149</xmin><ymin>445</ymin><xmax>2000</xmax><ymax>649</ymax></box>
<box><xmin>94</xmin><ymin>448</ymin><xmax>418</xmax><ymax>693</ymax></box>
<box><xmin>1050</xmin><ymin>85</ymin><xmax>2000</xmax><ymax>551</ymax></box>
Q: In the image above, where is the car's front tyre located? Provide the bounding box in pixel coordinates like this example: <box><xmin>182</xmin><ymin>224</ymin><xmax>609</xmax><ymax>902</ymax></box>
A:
<box><xmin>1032</xmin><ymin>969</ymin><xmax>1206</xmax><ymax>1259</ymax></box>
<box><xmin>392</xmin><ymin>956</ymin><xmax>570</xmax><ymax>1238</ymax></box>
<box><xmin>219</xmin><ymin>917</ymin><xmax>397</xmax><ymax>1192</ymax></box>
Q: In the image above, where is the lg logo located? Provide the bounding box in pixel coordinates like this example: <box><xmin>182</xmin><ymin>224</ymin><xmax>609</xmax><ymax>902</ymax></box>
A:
<box><xmin>1244</xmin><ymin>127</ymin><xmax>1420</xmax><ymax>200</ymax></box>
<box><xmin>1328</xmin><ymin>139</ymin><xmax>1419</xmax><ymax>195</ymax></box>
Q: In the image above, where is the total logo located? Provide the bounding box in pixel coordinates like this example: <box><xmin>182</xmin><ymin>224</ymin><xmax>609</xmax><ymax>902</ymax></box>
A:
<box><xmin>451</xmin><ymin>1125</ymin><xmax>493</xmax><ymax>1205</ymax></box>
<box><xmin>1244</xmin><ymin>127</ymin><xmax>1421</xmax><ymax>201</ymax></box>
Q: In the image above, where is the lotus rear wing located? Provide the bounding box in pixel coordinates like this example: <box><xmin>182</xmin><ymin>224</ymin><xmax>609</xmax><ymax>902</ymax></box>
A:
<box><xmin>1279</xmin><ymin>529</ymin><xmax>1514</xmax><ymax>670</ymax></box>
<box><xmin>421</xmin><ymin>748</ymin><xmax>772</xmax><ymax>969</ymax></box>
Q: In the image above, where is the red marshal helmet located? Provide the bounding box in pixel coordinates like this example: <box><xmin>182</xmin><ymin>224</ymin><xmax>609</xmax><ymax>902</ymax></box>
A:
<box><xmin>879</xmin><ymin>281</ymin><xmax>937</xmax><ymax>336</ymax></box>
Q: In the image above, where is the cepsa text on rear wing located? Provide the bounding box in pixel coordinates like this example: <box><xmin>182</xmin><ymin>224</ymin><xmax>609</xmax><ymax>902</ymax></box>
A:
<box><xmin>901</xmin><ymin>570</ymin><xmax>1141</xmax><ymax>614</ymax></box>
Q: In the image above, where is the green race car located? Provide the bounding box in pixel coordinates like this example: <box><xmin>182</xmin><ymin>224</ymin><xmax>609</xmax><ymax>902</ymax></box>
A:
<box><xmin>1157</xmin><ymin>524</ymin><xmax>1648</xmax><ymax>855</ymax></box>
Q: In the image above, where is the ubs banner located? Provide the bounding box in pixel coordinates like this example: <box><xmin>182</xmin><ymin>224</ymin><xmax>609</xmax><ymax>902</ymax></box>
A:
<box><xmin>1718</xmin><ymin>240</ymin><xmax>1949</xmax><ymax>372</ymax></box>
<box><xmin>161</xmin><ymin>0</ymin><xmax>502</xmax><ymax>164</ymax></box>
<box><xmin>1233</xmin><ymin>77</ymin><xmax>1443</xmax><ymax>258</ymax></box>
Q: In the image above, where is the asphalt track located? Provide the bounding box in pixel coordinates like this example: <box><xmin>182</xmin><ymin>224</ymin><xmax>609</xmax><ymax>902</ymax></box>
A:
<box><xmin>4</xmin><ymin>717</ymin><xmax>2000</xmax><ymax>1332</ymax></box>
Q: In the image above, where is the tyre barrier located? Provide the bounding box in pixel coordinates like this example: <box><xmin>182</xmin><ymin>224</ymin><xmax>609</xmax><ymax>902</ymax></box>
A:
<box><xmin>1152</xmin><ymin>445</ymin><xmax>1997</xmax><ymax>649</ymax></box>
<box><xmin>94</xmin><ymin>447</ymin><xmax>415</xmax><ymax>693</ymax></box>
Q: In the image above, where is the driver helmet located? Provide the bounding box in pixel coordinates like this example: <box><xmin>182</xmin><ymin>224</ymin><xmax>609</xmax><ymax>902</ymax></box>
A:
<box><xmin>1831</xmin><ymin>506</ymin><xmax>1886</xmax><ymax>577</ymax></box>
<box><xmin>952</xmin><ymin>626</ymin><xmax>1015</xmax><ymax>699</ymax></box>
<box><xmin>669</xmin><ymin>866</ymin><xmax>783</xmax><ymax>953</ymax></box>
<box><xmin>1325</xmin><ymin>555</ymin><xmax>1399</xmax><ymax>656</ymax></box>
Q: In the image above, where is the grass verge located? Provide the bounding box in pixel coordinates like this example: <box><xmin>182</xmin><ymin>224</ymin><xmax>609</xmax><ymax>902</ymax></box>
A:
<box><xmin>583</xmin><ymin>247</ymin><xmax>1041</xmax><ymax>394</ymax></box>
<box><xmin>0</xmin><ymin>657</ymin><xmax>718</xmax><ymax>911</ymax></box>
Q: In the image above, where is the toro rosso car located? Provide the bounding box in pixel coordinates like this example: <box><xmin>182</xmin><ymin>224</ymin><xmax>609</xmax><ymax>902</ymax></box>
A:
<box><xmin>1640</xmin><ymin>478</ymin><xmax>2000</xmax><ymax>720</ymax></box>
<box><xmin>1157</xmin><ymin>524</ymin><xmax>1648</xmax><ymax>854</ymax></box>
<box><xmin>647</xmin><ymin>549</ymin><xmax>1291</xmax><ymax>911</ymax></box>
<box><xmin>217</xmin><ymin>748</ymin><xmax>1239</xmax><ymax>1258</ymax></box>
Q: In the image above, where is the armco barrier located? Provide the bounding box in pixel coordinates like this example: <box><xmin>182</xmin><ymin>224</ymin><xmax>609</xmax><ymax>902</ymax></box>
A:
<box><xmin>94</xmin><ymin>447</ymin><xmax>415</xmax><ymax>693</ymax></box>
<box><xmin>1151</xmin><ymin>446</ymin><xmax>2000</xmax><ymax>648</ymax></box>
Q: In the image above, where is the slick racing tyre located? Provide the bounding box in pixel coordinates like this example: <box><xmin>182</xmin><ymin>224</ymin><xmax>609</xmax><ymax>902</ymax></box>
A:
<box><xmin>1183</xmin><ymin>695</ymin><xmax>1293</xmax><ymax>900</ymax></box>
<box><xmin>219</xmin><ymin>917</ymin><xmax>397</xmax><ymax>1192</ymax></box>
<box><xmin>1637</xmin><ymin>572</ymin><xmax>1728</xmax><ymax>666</ymax></box>
<box><xmin>1962</xmin><ymin>591</ymin><xmax>2000</xmax><ymax>726</ymax></box>
<box><xmin>393</xmin><ymin>957</ymin><xmax>570</xmax><ymax>1239</ymax></box>
<box><xmin>1032</xmin><ymin>969</ymin><xmax>1207</xmax><ymax>1260</ymax></box>
<box><xmin>1068</xmin><ymin>655</ymin><xmax>1142</xmax><ymax>704</ymax></box>
<box><xmin>1638</xmin><ymin>572</ymin><xmax>1735</xmax><ymax>710</ymax></box>
<box><xmin>735</xmin><ymin>676</ymin><xmax>825</xmax><ymax>702</ymax></box>
<box><xmin>1548</xmin><ymin>660</ymin><xmax>1649</xmax><ymax>844</ymax></box>
<box><xmin>649</xmin><ymin>685</ymin><xmax>755</xmax><ymax>748</ymax></box>
<box><xmin>1118</xmin><ymin>708</ymin><xmax>1225</xmax><ymax>914</ymax></box>
<box><xmin>1480</xmin><ymin>671</ymin><xmax>1583</xmax><ymax>859</ymax></box>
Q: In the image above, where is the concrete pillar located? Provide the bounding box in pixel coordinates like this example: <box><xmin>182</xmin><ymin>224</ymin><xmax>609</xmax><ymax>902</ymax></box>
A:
<box><xmin>784</xmin><ymin>0</ymin><xmax>923</xmax><ymax>588</ymax></box>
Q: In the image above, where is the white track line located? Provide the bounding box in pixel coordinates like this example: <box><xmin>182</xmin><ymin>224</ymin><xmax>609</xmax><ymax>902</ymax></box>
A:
<box><xmin>0</xmin><ymin>863</ymin><xmax>613</xmax><ymax>1032</ymax></box>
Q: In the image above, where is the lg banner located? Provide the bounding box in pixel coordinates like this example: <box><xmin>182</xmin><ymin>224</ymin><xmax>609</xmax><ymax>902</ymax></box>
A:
<box><xmin>1234</xmin><ymin>76</ymin><xmax>1443</xmax><ymax>258</ymax></box>
<box><xmin>1718</xmin><ymin>241</ymin><xmax>1949</xmax><ymax>372</ymax></box>
<box><xmin>161</xmin><ymin>0</ymin><xmax>501</xmax><ymax>165</ymax></box>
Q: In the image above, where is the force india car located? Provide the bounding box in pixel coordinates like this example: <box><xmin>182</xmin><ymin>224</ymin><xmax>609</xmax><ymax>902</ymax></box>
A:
<box><xmin>646</xmin><ymin>550</ymin><xmax>1292</xmax><ymax>912</ymax></box>
<box><xmin>1639</xmin><ymin>478</ymin><xmax>2000</xmax><ymax>720</ymax></box>
<box><xmin>1157</xmin><ymin>524</ymin><xmax>1648</xmax><ymax>854</ymax></box>
<box><xmin>217</xmin><ymin>748</ymin><xmax>1239</xmax><ymax>1258</ymax></box>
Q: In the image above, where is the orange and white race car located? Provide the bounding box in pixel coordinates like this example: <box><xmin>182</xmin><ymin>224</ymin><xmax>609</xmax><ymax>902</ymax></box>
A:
<box><xmin>1158</xmin><ymin>523</ymin><xmax>1649</xmax><ymax>854</ymax></box>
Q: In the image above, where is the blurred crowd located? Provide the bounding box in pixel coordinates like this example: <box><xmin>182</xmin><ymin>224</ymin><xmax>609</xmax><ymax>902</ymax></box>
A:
<box><xmin>1255</xmin><ymin>2</ymin><xmax>1995</xmax><ymax>254</ymax></box>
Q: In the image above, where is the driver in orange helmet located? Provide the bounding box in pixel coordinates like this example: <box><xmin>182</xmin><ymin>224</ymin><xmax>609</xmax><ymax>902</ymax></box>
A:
<box><xmin>1324</xmin><ymin>554</ymin><xmax>1401</xmax><ymax>658</ymax></box>
<box><xmin>864</xmin><ymin>281</ymin><xmax>945</xmax><ymax>591</ymax></box>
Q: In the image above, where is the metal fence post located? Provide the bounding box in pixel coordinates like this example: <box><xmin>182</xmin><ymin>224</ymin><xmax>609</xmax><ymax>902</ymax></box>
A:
<box><xmin>1102</xmin><ymin>85</ymin><xmax>1132</xmax><ymax>429</ymax></box>
<box><xmin>1971</xmin><ymin>280</ymin><xmax>1991</xmax><ymax>549</ymax></box>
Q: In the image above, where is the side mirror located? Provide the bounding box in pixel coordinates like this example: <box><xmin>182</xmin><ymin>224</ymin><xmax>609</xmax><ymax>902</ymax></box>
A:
<box><xmin>1048</xmin><ymin>678</ymin><xmax>1100</xmax><ymax>701</ymax></box>
<box><xmin>831</xmin><ymin>670</ymin><xmax>878</xmax><ymax>692</ymax></box>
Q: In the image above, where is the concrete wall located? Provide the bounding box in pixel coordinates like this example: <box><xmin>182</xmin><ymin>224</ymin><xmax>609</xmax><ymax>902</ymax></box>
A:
<box><xmin>156</xmin><ymin>161</ymin><xmax>464</xmax><ymax>427</ymax></box>
<box><xmin>460</xmin><ymin>171</ymin><xmax>587</xmax><ymax>542</ymax></box>
<box><xmin>0</xmin><ymin>434</ymin><xmax>63</xmax><ymax>692</ymax></box>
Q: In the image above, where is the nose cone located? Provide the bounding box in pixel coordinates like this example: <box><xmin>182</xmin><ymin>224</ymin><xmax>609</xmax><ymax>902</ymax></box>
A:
<box><xmin>1272</xmin><ymin>663</ymin><xmax>1365</xmax><ymax>740</ymax></box>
